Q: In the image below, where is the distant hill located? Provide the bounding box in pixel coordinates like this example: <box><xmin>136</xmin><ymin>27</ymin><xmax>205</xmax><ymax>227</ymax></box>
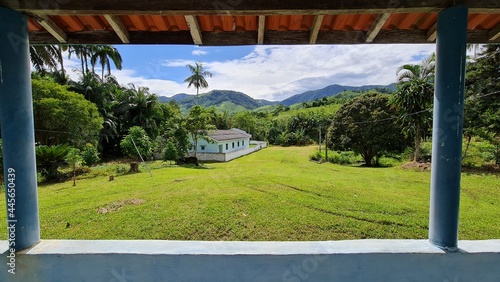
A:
<box><xmin>280</xmin><ymin>83</ymin><xmax>397</xmax><ymax>106</ymax></box>
<box><xmin>158</xmin><ymin>93</ymin><xmax>191</xmax><ymax>103</ymax></box>
<box><xmin>165</xmin><ymin>90</ymin><xmax>277</xmax><ymax>113</ymax></box>
<box><xmin>158</xmin><ymin>83</ymin><xmax>397</xmax><ymax>113</ymax></box>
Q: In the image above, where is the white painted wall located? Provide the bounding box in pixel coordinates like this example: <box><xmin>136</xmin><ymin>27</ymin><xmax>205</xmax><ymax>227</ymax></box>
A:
<box><xmin>2</xmin><ymin>240</ymin><xmax>500</xmax><ymax>281</ymax></box>
<box><xmin>191</xmin><ymin>137</ymin><xmax>250</xmax><ymax>154</ymax></box>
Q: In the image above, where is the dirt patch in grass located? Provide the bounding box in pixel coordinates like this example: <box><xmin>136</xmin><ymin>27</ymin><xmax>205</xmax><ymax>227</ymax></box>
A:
<box><xmin>97</xmin><ymin>198</ymin><xmax>145</xmax><ymax>214</ymax></box>
<box><xmin>401</xmin><ymin>162</ymin><xmax>431</xmax><ymax>172</ymax></box>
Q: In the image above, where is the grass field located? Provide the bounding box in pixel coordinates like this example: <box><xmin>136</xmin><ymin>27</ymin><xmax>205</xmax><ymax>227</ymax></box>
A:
<box><xmin>0</xmin><ymin>146</ymin><xmax>499</xmax><ymax>241</ymax></box>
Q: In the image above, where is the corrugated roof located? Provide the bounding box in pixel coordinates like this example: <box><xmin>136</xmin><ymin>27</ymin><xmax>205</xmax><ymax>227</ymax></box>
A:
<box><xmin>208</xmin><ymin>129</ymin><xmax>252</xmax><ymax>142</ymax></box>
<box><xmin>1</xmin><ymin>1</ymin><xmax>499</xmax><ymax>45</ymax></box>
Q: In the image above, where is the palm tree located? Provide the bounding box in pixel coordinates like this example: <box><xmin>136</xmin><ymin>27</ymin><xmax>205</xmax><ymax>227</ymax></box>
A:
<box><xmin>29</xmin><ymin>45</ymin><xmax>59</xmax><ymax>74</ymax></box>
<box><xmin>391</xmin><ymin>54</ymin><xmax>435</xmax><ymax>162</ymax></box>
<box><xmin>67</xmin><ymin>45</ymin><xmax>92</xmax><ymax>77</ymax></box>
<box><xmin>184</xmin><ymin>62</ymin><xmax>213</xmax><ymax>104</ymax></box>
<box><xmin>91</xmin><ymin>45</ymin><xmax>123</xmax><ymax>80</ymax></box>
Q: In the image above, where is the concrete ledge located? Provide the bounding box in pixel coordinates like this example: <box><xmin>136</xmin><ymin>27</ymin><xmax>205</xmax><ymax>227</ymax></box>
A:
<box><xmin>1</xmin><ymin>239</ymin><xmax>500</xmax><ymax>281</ymax></box>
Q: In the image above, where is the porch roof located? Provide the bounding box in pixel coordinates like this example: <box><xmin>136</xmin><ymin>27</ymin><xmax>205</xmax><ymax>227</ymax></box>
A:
<box><xmin>0</xmin><ymin>0</ymin><xmax>499</xmax><ymax>45</ymax></box>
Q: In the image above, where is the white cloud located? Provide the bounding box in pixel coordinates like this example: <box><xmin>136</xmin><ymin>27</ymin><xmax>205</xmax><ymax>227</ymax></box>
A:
<box><xmin>112</xmin><ymin>69</ymin><xmax>188</xmax><ymax>96</ymax></box>
<box><xmin>197</xmin><ymin>44</ymin><xmax>436</xmax><ymax>101</ymax></box>
<box><xmin>192</xmin><ymin>50</ymin><xmax>208</xmax><ymax>56</ymax></box>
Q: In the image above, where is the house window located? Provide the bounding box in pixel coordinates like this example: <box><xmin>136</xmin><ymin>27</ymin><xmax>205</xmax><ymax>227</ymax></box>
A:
<box><xmin>200</xmin><ymin>145</ymin><xmax>206</xmax><ymax>151</ymax></box>
<box><xmin>226</xmin><ymin>143</ymin><xmax>228</xmax><ymax>150</ymax></box>
<box><xmin>242</xmin><ymin>140</ymin><xmax>245</xmax><ymax>146</ymax></box>
<box><xmin>237</xmin><ymin>141</ymin><xmax>240</xmax><ymax>147</ymax></box>
<box><xmin>232</xmin><ymin>142</ymin><xmax>234</xmax><ymax>148</ymax></box>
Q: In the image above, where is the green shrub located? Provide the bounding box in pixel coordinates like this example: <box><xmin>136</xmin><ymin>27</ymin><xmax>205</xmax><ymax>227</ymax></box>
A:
<box><xmin>462</xmin><ymin>140</ymin><xmax>495</xmax><ymax>168</ymax></box>
<box><xmin>309</xmin><ymin>150</ymin><xmax>323</xmax><ymax>162</ymax></box>
<box><xmin>36</xmin><ymin>144</ymin><xmax>72</xmax><ymax>182</ymax></box>
<box><xmin>329</xmin><ymin>151</ymin><xmax>361</xmax><ymax>165</ymax></box>
<box><xmin>81</xmin><ymin>144</ymin><xmax>100</xmax><ymax>166</ymax></box>
<box><xmin>419</xmin><ymin>142</ymin><xmax>432</xmax><ymax>162</ymax></box>
<box><xmin>120</xmin><ymin>126</ymin><xmax>153</xmax><ymax>160</ymax></box>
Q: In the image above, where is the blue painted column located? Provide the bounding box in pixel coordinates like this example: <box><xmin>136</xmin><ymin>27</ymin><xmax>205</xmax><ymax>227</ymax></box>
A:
<box><xmin>429</xmin><ymin>5</ymin><xmax>468</xmax><ymax>250</ymax></box>
<box><xmin>0</xmin><ymin>8</ymin><xmax>40</xmax><ymax>250</ymax></box>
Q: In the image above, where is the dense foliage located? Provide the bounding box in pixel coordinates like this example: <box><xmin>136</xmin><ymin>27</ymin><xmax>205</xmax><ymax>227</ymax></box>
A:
<box><xmin>32</xmin><ymin>76</ymin><xmax>103</xmax><ymax>148</ymax></box>
<box><xmin>329</xmin><ymin>93</ymin><xmax>407</xmax><ymax>166</ymax></box>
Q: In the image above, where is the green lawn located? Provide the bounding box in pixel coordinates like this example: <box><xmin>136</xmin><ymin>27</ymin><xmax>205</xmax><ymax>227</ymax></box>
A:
<box><xmin>1</xmin><ymin>146</ymin><xmax>499</xmax><ymax>241</ymax></box>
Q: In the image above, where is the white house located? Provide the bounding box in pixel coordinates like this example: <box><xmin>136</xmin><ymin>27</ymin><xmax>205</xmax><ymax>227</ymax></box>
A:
<box><xmin>192</xmin><ymin>128</ymin><xmax>251</xmax><ymax>154</ymax></box>
<box><xmin>188</xmin><ymin>128</ymin><xmax>266</xmax><ymax>162</ymax></box>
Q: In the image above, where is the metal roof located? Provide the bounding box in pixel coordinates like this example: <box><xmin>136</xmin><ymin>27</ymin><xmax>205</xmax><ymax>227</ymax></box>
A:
<box><xmin>1</xmin><ymin>1</ymin><xmax>499</xmax><ymax>45</ymax></box>
<box><xmin>208</xmin><ymin>129</ymin><xmax>252</xmax><ymax>142</ymax></box>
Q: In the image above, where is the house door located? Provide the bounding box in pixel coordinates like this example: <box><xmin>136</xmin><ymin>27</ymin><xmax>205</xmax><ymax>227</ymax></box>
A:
<box><xmin>218</xmin><ymin>144</ymin><xmax>223</xmax><ymax>153</ymax></box>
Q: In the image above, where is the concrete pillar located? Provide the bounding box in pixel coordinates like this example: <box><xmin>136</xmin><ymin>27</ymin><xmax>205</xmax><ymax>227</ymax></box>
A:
<box><xmin>429</xmin><ymin>5</ymin><xmax>468</xmax><ymax>250</ymax></box>
<box><xmin>0</xmin><ymin>8</ymin><xmax>40</xmax><ymax>250</ymax></box>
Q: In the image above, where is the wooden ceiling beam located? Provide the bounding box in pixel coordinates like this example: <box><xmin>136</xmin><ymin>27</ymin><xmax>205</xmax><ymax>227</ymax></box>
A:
<box><xmin>309</xmin><ymin>15</ymin><xmax>324</xmax><ymax>44</ymax></box>
<box><xmin>185</xmin><ymin>15</ymin><xmax>202</xmax><ymax>45</ymax></box>
<box><xmin>257</xmin><ymin>15</ymin><xmax>265</xmax><ymax>44</ymax></box>
<box><xmin>3</xmin><ymin>0</ymin><xmax>499</xmax><ymax>15</ymax></box>
<box><xmin>489</xmin><ymin>24</ymin><xmax>500</xmax><ymax>41</ymax></box>
<box><xmin>104</xmin><ymin>15</ymin><xmax>130</xmax><ymax>43</ymax></box>
<box><xmin>28</xmin><ymin>30</ymin><xmax>500</xmax><ymax>45</ymax></box>
<box><xmin>365</xmin><ymin>13</ymin><xmax>391</xmax><ymax>43</ymax></box>
<box><xmin>427</xmin><ymin>23</ymin><xmax>437</xmax><ymax>42</ymax></box>
<box><xmin>35</xmin><ymin>15</ymin><xmax>67</xmax><ymax>43</ymax></box>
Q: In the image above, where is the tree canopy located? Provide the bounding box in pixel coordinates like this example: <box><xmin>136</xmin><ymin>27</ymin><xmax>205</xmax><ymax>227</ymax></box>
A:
<box><xmin>32</xmin><ymin>76</ymin><xmax>103</xmax><ymax>148</ymax></box>
<box><xmin>329</xmin><ymin>92</ymin><xmax>407</xmax><ymax>166</ymax></box>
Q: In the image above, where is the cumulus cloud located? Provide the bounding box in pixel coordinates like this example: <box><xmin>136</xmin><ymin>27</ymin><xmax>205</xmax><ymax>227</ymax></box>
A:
<box><xmin>192</xmin><ymin>49</ymin><xmax>208</xmax><ymax>56</ymax></box>
<box><xmin>197</xmin><ymin>44</ymin><xmax>436</xmax><ymax>101</ymax></box>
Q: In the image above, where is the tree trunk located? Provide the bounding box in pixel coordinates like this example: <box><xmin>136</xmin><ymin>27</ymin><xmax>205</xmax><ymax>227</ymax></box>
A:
<box><xmin>414</xmin><ymin>126</ymin><xmax>421</xmax><ymax>162</ymax></box>
<box><xmin>130</xmin><ymin>162</ymin><xmax>139</xmax><ymax>172</ymax></box>
<box><xmin>72</xmin><ymin>168</ymin><xmax>76</xmax><ymax>186</ymax></box>
<box><xmin>462</xmin><ymin>134</ymin><xmax>472</xmax><ymax>161</ymax></box>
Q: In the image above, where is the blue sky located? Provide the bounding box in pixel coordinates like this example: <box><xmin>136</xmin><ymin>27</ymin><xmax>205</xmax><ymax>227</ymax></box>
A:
<box><xmin>65</xmin><ymin>44</ymin><xmax>436</xmax><ymax>101</ymax></box>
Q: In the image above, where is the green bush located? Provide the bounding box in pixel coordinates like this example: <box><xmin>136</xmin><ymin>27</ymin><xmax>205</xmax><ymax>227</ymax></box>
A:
<box><xmin>81</xmin><ymin>144</ymin><xmax>100</xmax><ymax>166</ymax></box>
<box><xmin>309</xmin><ymin>150</ymin><xmax>323</xmax><ymax>162</ymax></box>
<box><xmin>329</xmin><ymin>151</ymin><xmax>361</xmax><ymax>165</ymax></box>
<box><xmin>120</xmin><ymin>126</ymin><xmax>153</xmax><ymax>160</ymax></box>
<box><xmin>419</xmin><ymin>142</ymin><xmax>432</xmax><ymax>162</ymax></box>
<box><xmin>36</xmin><ymin>144</ymin><xmax>72</xmax><ymax>182</ymax></box>
<box><xmin>462</xmin><ymin>140</ymin><xmax>496</xmax><ymax>168</ymax></box>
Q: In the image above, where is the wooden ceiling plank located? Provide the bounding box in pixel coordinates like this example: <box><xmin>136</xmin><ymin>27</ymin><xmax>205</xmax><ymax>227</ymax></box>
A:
<box><xmin>4</xmin><ymin>0</ymin><xmax>499</xmax><ymax>15</ymax></box>
<box><xmin>257</xmin><ymin>15</ymin><xmax>266</xmax><ymax>44</ymax></box>
<box><xmin>104</xmin><ymin>14</ymin><xmax>130</xmax><ymax>43</ymax></box>
<box><xmin>36</xmin><ymin>15</ymin><xmax>67</xmax><ymax>43</ymax></box>
<box><xmin>488</xmin><ymin>23</ymin><xmax>500</xmax><ymax>41</ymax></box>
<box><xmin>185</xmin><ymin>15</ymin><xmax>203</xmax><ymax>45</ymax></box>
<box><xmin>426</xmin><ymin>22</ymin><xmax>437</xmax><ymax>42</ymax></box>
<box><xmin>309</xmin><ymin>15</ymin><xmax>324</xmax><ymax>44</ymax></box>
<box><xmin>365</xmin><ymin>13</ymin><xmax>391</xmax><ymax>43</ymax></box>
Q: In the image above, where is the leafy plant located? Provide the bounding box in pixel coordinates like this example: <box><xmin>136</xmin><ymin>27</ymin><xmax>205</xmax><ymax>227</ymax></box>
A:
<box><xmin>66</xmin><ymin>148</ymin><xmax>83</xmax><ymax>186</ymax></box>
<box><xmin>163</xmin><ymin>141</ymin><xmax>178</xmax><ymax>165</ymax></box>
<box><xmin>120</xmin><ymin>126</ymin><xmax>153</xmax><ymax>161</ymax></box>
<box><xmin>81</xmin><ymin>144</ymin><xmax>100</xmax><ymax>166</ymax></box>
<box><xmin>36</xmin><ymin>144</ymin><xmax>71</xmax><ymax>181</ymax></box>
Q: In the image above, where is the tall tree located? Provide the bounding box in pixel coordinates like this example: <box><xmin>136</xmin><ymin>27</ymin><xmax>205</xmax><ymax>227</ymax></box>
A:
<box><xmin>185</xmin><ymin>105</ymin><xmax>215</xmax><ymax>158</ymax></box>
<box><xmin>29</xmin><ymin>45</ymin><xmax>59</xmax><ymax>74</ymax></box>
<box><xmin>329</xmin><ymin>93</ymin><xmax>407</xmax><ymax>166</ymax></box>
<box><xmin>184</xmin><ymin>62</ymin><xmax>213</xmax><ymax>104</ymax></box>
<box><xmin>90</xmin><ymin>45</ymin><xmax>123</xmax><ymax>80</ymax></box>
<box><xmin>391</xmin><ymin>54</ymin><xmax>435</xmax><ymax>162</ymax></box>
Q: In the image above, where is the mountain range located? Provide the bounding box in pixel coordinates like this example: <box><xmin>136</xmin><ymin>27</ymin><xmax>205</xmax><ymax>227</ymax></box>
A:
<box><xmin>159</xmin><ymin>83</ymin><xmax>397</xmax><ymax>112</ymax></box>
